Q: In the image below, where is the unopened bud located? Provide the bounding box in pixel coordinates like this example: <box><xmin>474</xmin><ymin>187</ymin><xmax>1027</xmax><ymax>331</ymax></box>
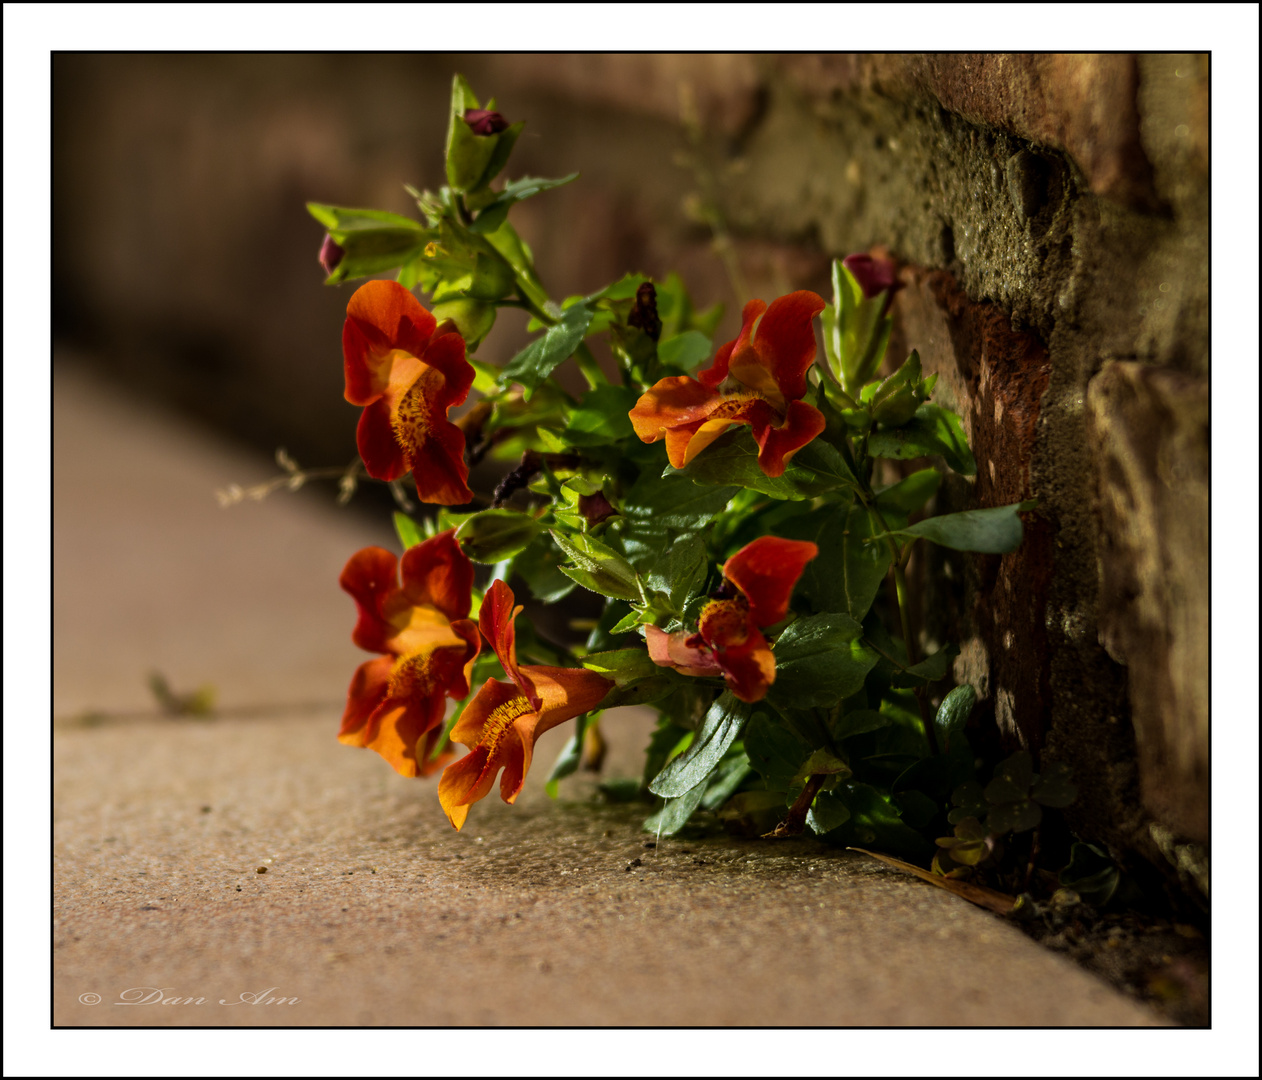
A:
<box><xmin>464</xmin><ymin>108</ymin><xmax>509</xmax><ymax>136</ymax></box>
<box><xmin>578</xmin><ymin>490</ymin><xmax>618</xmax><ymax>528</ymax></box>
<box><xmin>842</xmin><ymin>253</ymin><xmax>903</xmax><ymax>304</ymax></box>
<box><xmin>319</xmin><ymin>234</ymin><xmax>345</xmax><ymax>277</ymax></box>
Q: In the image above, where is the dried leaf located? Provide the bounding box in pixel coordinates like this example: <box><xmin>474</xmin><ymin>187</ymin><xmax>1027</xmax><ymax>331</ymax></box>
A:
<box><xmin>847</xmin><ymin>847</ymin><xmax>1016</xmax><ymax>915</ymax></box>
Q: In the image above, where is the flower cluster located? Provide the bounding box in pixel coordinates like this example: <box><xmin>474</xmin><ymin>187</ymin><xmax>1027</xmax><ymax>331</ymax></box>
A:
<box><xmin>311</xmin><ymin>75</ymin><xmax>1031</xmax><ymax>852</ymax></box>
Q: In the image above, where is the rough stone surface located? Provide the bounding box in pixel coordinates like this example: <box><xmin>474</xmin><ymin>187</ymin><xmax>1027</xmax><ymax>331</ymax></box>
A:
<box><xmin>1087</xmin><ymin>362</ymin><xmax>1209</xmax><ymax>846</ymax></box>
<box><xmin>49</xmin><ymin>364</ymin><xmax>1162</xmax><ymax>1028</ymax></box>
<box><xmin>775</xmin><ymin>54</ymin><xmax>1163</xmax><ymax>210</ymax></box>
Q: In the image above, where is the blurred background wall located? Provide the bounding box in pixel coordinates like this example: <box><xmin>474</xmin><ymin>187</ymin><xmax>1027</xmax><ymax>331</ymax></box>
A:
<box><xmin>52</xmin><ymin>53</ymin><xmax>1208</xmax><ymax>902</ymax></box>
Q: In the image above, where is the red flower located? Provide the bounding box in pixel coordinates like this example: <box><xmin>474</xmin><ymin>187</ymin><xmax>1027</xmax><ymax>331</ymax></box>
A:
<box><xmin>629</xmin><ymin>291</ymin><xmax>827</xmax><ymax>478</ymax></box>
<box><xmin>646</xmin><ymin>536</ymin><xmax>818</xmax><ymax>702</ymax></box>
<box><xmin>338</xmin><ymin>532</ymin><xmax>481</xmax><ymax>777</ymax></box>
<box><xmin>342</xmin><ymin>279</ymin><xmax>476</xmax><ymax>506</ymax></box>
<box><xmin>438</xmin><ymin>580</ymin><xmax>612</xmax><ymax>829</ymax></box>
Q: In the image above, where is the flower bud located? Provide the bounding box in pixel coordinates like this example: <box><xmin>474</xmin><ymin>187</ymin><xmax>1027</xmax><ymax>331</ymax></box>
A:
<box><xmin>464</xmin><ymin>108</ymin><xmax>509</xmax><ymax>136</ymax></box>
<box><xmin>319</xmin><ymin>234</ymin><xmax>345</xmax><ymax>278</ymax></box>
<box><xmin>841</xmin><ymin>253</ymin><xmax>903</xmax><ymax>305</ymax></box>
<box><xmin>578</xmin><ymin>490</ymin><xmax>618</xmax><ymax>529</ymax></box>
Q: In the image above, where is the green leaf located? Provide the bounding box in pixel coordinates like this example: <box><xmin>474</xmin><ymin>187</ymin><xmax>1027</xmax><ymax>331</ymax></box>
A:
<box><xmin>482</xmin><ymin>220</ymin><xmax>550</xmax><ymax>312</ymax></box>
<box><xmin>841</xmin><ymin>781</ymin><xmax>930</xmax><ymax>857</ymax></box>
<box><xmin>834</xmin><ymin>502</ymin><xmax>894</xmax><ymax>619</ymax></box>
<box><xmin>878</xmin><ymin>500</ymin><xmax>1036</xmax><ymax>555</ymax></box>
<box><xmin>621</xmin><ymin>468</ymin><xmax>737</xmax><ymax>532</ymax></box>
<box><xmin>551</xmin><ymin>529</ymin><xmax>642</xmax><ymax>602</ymax></box>
<box><xmin>830</xmin><ymin>708</ymin><xmax>895</xmax><ymax>741</ymax></box>
<box><xmin>1059</xmin><ymin>842</ymin><xmax>1121</xmax><ymax>907</ymax></box>
<box><xmin>700</xmin><ymin>752</ymin><xmax>753</xmax><ymax>811</ymax></box>
<box><xmin>807</xmin><ymin>790</ymin><xmax>852</xmax><ymax>835</ymax></box>
<box><xmin>455</xmin><ymin>508</ymin><xmax>545</xmax><ymax>563</ymax></box>
<box><xmin>306</xmin><ymin>202</ymin><xmax>427</xmax><ymax>233</ymax></box>
<box><xmin>986</xmin><ymin>800</ymin><xmax>1042</xmax><ymax>834</ymax></box>
<box><xmin>598</xmin><ymin>673</ymin><xmax>680</xmax><ymax>709</ymax></box>
<box><xmin>512</xmin><ymin>534</ymin><xmax>577</xmax><ymax>604</ymax></box>
<box><xmin>867</xmin><ymin>403</ymin><xmax>977</xmax><ymax>475</ymax></box>
<box><xmin>470</xmin><ymin>173</ymin><xmax>579</xmax><ymax>235</ymax></box>
<box><xmin>562</xmin><ymin>384</ymin><xmax>639</xmax><ymax>447</ymax></box>
<box><xmin>544</xmin><ymin>712</ymin><xmax>592</xmax><ymax>798</ymax></box>
<box><xmin>768</xmin><ymin>614</ymin><xmax>876</xmax><ymax>710</ymax></box>
<box><xmin>934</xmin><ymin>685</ymin><xmax>976</xmax><ymax>753</ymax></box>
<box><xmin>581</xmin><ymin>648</ymin><xmax>659</xmax><ymax>687</ymax></box>
<box><xmin>648</xmin><ymin>692</ymin><xmax>750</xmax><ymax>798</ymax></box>
<box><xmin>643</xmin><ymin>777</ymin><xmax>708</xmax><ymax>836</ymax></box>
<box><xmin>664</xmin><ymin>429</ymin><xmax>852</xmax><ymax>501</ymax></box>
<box><xmin>1031</xmin><ymin>762</ymin><xmax>1078</xmax><ymax>808</ymax></box>
<box><xmin>948</xmin><ymin>781</ymin><xmax>988</xmax><ymax>824</ymax></box>
<box><xmin>874</xmin><ymin>468</ymin><xmax>942</xmax><ymax>515</ymax></box>
<box><xmin>393</xmin><ymin>512</ymin><xmax>425</xmax><ymax>551</ymax></box>
<box><xmin>500</xmin><ymin>302</ymin><xmax>596</xmax><ymax>399</ymax></box>
<box><xmin>890</xmin><ymin>645</ymin><xmax>958</xmax><ymax>688</ymax></box>
<box><xmin>642</xmin><ymin>716</ymin><xmax>693</xmax><ymax>789</ymax></box>
<box><xmin>744</xmin><ymin>714</ymin><xmax>813</xmax><ymax>792</ymax></box>
<box><xmin>657</xmin><ymin>330</ymin><xmax>712</xmax><ymax>372</ymax></box>
<box><xmin>794</xmin><ymin>748</ymin><xmax>852</xmax><ymax>784</ymax></box>
<box><xmin>892</xmin><ymin>789</ymin><xmax>938</xmax><ymax>829</ymax></box>
<box><xmin>644</xmin><ymin>533</ymin><xmax>708</xmax><ymax>613</ymax></box>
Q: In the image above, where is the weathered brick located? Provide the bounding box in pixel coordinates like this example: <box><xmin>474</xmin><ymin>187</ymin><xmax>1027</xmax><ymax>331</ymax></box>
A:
<box><xmin>890</xmin><ymin>266</ymin><xmax>1052</xmax><ymax>750</ymax></box>
<box><xmin>776</xmin><ymin>53</ymin><xmax>1163</xmax><ymax>210</ymax></box>
<box><xmin>1087</xmin><ymin>361</ymin><xmax>1208</xmax><ymax>844</ymax></box>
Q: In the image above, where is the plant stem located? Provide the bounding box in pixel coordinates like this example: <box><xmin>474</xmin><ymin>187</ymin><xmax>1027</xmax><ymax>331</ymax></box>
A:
<box><xmin>763</xmin><ymin>774</ymin><xmax>827</xmax><ymax>839</ymax></box>
<box><xmin>575</xmin><ymin>343</ymin><xmax>604</xmax><ymax>390</ymax></box>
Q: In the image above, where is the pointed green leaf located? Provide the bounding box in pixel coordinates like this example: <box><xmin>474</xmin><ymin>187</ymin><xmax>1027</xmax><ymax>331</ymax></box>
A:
<box><xmin>455</xmin><ymin>508</ymin><xmax>545</xmax><ymax>563</ymax></box>
<box><xmin>767</xmin><ymin>614</ymin><xmax>877</xmax><ymax>710</ymax></box>
<box><xmin>551</xmin><ymin>529</ymin><xmax>642</xmax><ymax>601</ymax></box>
<box><xmin>664</xmin><ymin>429</ymin><xmax>853</xmax><ymax>501</ymax></box>
<box><xmin>393</xmin><ymin>512</ymin><xmax>425</xmax><ymax>551</ymax></box>
<box><xmin>643</xmin><ymin>776</ymin><xmax>708</xmax><ymax>836</ymax></box>
<box><xmin>868</xmin><ymin>402</ymin><xmax>976</xmax><ymax>475</ymax></box>
<box><xmin>744</xmin><ymin>714</ymin><xmax>813</xmax><ymax>792</ymax></box>
<box><xmin>878</xmin><ymin>500</ymin><xmax>1036</xmax><ymax>554</ymax></box>
<box><xmin>648</xmin><ymin>692</ymin><xmax>750</xmax><ymax>798</ymax></box>
<box><xmin>500</xmin><ymin>302</ymin><xmax>595</xmax><ymax>399</ymax></box>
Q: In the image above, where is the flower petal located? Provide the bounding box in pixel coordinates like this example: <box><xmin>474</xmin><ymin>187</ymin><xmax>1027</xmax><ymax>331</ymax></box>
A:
<box><xmin>399</xmin><ymin>529</ymin><xmax>474</xmax><ymax>623</ymax></box>
<box><xmin>338</xmin><ymin>655</ymin><xmax>395</xmax><ymax>743</ymax></box>
<box><xmin>646</xmin><ymin>625</ymin><xmax>722</xmax><ymax>677</ymax></box>
<box><xmin>748</xmin><ymin>399</ymin><xmax>826</xmax><ymax>478</ymax></box>
<box><xmin>721</xmin><ymin>535</ymin><xmax>819</xmax><ymax>627</ymax></box>
<box><xmin>339</xmin><ymin>547</ymin><xmax>402</xmax><ymax>653</ymax></box>
<box><xmin>629</xmin><ymin>377</ymin><xmax>721</xmax><ymax>443</ymax></box>
<box><xmin>343</xmin><ymin>280</ymin><xmax>437</xmax><ymax>405</ymax></box>
<box><xmin>478</xmin><ymin>579</ymin><xmax>541</xmax><ymax>710</ymax></box>
<box><xmin>356</xmin><ymin>396</ymin><xmax>409</xmax><ymax>482</ymax></box>
<box><xmin>698</xmin><ymin>299</ymin><xmax>766</xmax><ymax>389</ymax></box>
<box><xmin>391</xmin><ymin>336</ymin><xmax>476</xmax><ymax>506</ymax></box>
<box><xmin>441</xmin><ymin>678</ymin><xmax>534</xmax><ymax>828</ymax></box>
<box><xmin>750</xmin><ymin>290</ymin><xmax>825</xmax><ymax>402</ymax></box>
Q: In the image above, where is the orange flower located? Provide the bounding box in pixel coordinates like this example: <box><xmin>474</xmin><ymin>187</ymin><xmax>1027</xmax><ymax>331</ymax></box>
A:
<box><xmin>438</xmin><ymin>580</ymin><xmax>612</xmax><ymax>829</ymax></box>
<box><xmin>646</xmin><ymin>536</ymin><xmax>818</xmax><ymax>703</ymax></box>
<box><xmin>338</xmin><ymin>531</ymin><xmax>481</xmax><ymax>777</ymax></box>
<box><xmin>342</xmin><ymin>279</ymin><xmax>476</xmax><ymax>505</ymax></box>
<box><xmin>629</xmin><ymin>291</ymin><xmax>827</xmax><ymax>478</ymax></box>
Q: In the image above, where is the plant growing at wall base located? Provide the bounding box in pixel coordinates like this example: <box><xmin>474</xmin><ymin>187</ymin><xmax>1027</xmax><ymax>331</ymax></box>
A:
<box><xmin>290</xmin><ymin>75</ymin><xmax>1079</xmax><ymax>901</ymax></box>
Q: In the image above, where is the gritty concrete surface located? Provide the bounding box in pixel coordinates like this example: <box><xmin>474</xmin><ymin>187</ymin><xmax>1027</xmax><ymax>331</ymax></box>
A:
<box><xmin>47</xmin><ymin>360</ymin><xmax>1164</xmax><ymax>1028</ymax></box>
